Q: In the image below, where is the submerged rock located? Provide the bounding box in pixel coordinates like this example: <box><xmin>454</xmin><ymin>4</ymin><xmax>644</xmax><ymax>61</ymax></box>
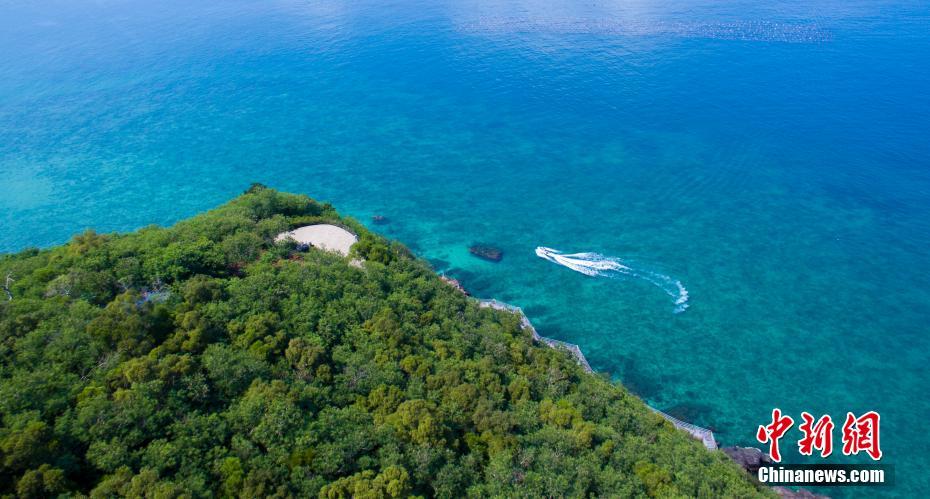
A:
<box><xmin>469</xmin><ymin>245</ymin><xmax>503</xmax><ymax>262</ymax></box>
<box><xmin>372</xmin><ymin>215</ymin><xmax>388</xmax><ymax>225</ymax></box>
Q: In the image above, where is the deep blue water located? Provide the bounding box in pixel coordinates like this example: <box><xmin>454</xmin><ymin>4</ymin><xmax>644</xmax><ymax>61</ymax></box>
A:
<box><xmin>2</xmin><ymin>0</ymin><xmax>929</xmax><ymax>496</ymax></box>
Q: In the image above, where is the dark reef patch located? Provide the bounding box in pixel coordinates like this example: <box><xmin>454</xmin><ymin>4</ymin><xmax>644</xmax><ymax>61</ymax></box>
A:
<box><xmin>427</xmin><ymin>258</ymin><xmax>451</xmax><ymax>272</ymax></box>
<box><xmin>469</xmin><ymin>244</ymin><xmax>503</xmax><ymax>262</ymax></box>
<box><xmin>663</xmin><ymin>402</ymin><xmax>717</xmax><ymax>430</ymax></box>
<box><xmin>607</xmin><ymin>356</ymin><xmax>664</xmax><ymax>401</ymax></box>
<box><xmin>522</xmin><ymin>303</ymin><xmax>551</xmax><ymax>318</ymax></box>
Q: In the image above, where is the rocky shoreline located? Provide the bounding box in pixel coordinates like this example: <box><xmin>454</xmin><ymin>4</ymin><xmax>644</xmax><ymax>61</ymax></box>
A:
<box><xmin>722</xmin><ymin>447</ymin><xmax>829</xmax><ymax>499</ymax></box>
<box><xmin>439</xmin><ymin>275</ymin><xmax>469</xmax><ymax>295</ymax></box>
<box><xmin>439</xmin><ymin>276</ymin><xmax>829</xmax><ymax>498</ymax></box>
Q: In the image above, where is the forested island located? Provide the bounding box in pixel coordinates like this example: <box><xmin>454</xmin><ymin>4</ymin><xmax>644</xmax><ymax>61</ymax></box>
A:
<box><xmin>0</xmin><ymin>187</ymin><xmax>767</xmax><ymax>497</ymax></box>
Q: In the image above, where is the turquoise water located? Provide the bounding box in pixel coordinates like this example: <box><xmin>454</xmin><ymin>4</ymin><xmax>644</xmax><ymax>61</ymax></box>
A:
<box><xmin>2</xmin><ymin>0</ymin><xmax>929</xmax><ymax>495</ymax></box>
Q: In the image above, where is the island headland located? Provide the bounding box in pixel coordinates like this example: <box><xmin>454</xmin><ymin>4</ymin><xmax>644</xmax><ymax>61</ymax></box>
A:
<box><xmin>0</xmin><ymin>186</ymin><xmax>769</xmax><ymax>497</ymax></box>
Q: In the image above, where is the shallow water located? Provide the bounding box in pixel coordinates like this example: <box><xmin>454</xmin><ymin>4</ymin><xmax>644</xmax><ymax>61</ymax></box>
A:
<box><xmin>1</xmin><ymin>0</ymin><xmax>929</xmax><ymax>496</ymax></box>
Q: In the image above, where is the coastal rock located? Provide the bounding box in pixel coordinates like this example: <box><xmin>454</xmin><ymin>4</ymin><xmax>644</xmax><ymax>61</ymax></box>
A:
<box><xmin>469</xmin><ymin>244</ymin><xmax>503</xmax><ymax>262</ymax></box>
<box><xmin>440</xmin><ymin>275</ymin><xmax>469</xmax><ymax>295</ymax></box>
<box><xmin>721</xmin><ymin>446</ymin><xmax>772</xmax><ymax>473</ymax></box>
<box><xmin>722</xmin><ymin>447</ymin><xmax>829</xmax><ymax>499</ymax></box>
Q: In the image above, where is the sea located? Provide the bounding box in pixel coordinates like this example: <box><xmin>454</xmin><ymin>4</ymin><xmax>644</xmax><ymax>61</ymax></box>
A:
<box><xmin>1</xmin><ymin>0</ymin><xmax>928</xmax><ymax>496</ymax></box>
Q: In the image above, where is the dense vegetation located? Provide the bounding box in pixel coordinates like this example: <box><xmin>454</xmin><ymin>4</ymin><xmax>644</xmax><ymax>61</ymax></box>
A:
<box><xmin>0</xmin><ymin>187</ymin><xmax>766</xmax><ymax>498</ymax></box>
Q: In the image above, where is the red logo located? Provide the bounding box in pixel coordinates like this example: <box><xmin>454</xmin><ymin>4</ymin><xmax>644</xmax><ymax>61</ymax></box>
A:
<box><xmin>757</xmin><ymin>409</ymin><xmax>882</xmax><ymax>462</ymax></box>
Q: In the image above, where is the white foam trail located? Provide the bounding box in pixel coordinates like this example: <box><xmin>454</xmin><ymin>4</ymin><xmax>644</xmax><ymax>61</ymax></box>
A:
<box><xmin>536</xmin><ymin>246</ymin><xmax>690</xmax><ymax>313</ymax></box>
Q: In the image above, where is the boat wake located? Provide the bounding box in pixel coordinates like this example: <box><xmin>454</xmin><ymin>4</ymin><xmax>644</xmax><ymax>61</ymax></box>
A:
<box><xmin>535</xmin><ymin>246</ymin><xmax>689</xmax><ymax>313</ymax></box>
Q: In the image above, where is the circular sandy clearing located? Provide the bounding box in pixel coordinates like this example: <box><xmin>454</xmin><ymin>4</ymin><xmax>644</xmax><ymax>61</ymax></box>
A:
<box><xmin>275</xmin><ymin>224</ymin><xmax>358</xmax><ymax>256</ymax></box>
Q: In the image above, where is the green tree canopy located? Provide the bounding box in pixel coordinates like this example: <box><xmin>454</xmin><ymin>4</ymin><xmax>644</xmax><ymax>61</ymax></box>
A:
<box><xmin>0</xmin><ymin>187</ymin><xmax>767</xmax><ymax>498</ymax></box>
